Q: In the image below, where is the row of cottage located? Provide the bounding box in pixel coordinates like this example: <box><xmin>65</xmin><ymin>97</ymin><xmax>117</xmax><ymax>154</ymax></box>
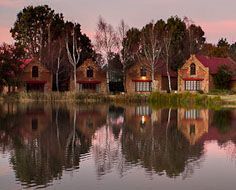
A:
<box><xmin>5</xmin><ymin>54</ymin><xmax>236</xmax><ymax>94</ymax></box>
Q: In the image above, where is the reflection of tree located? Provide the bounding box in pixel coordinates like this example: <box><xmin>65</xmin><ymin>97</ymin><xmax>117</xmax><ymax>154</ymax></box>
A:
<box><xmin>121</xmin><ymin>108</ymin><xmax>204</xmax><ymax>178</ymax></box>
<box><xmin>213</xmin><ymin>110</ymin><xmax>231</xmax><ymax>134</ymax></box>
<box><xmin>92</xmin><ymin>105</ymin><xmax>125</xmax><ymax>178</ymax></box>
<box><xmin>0</xmin><ymin>103</ymin><xmax>94</xmax><ymax>188</ymax></box>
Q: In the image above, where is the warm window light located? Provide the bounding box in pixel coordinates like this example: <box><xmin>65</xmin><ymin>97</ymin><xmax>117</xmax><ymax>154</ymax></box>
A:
<box><xmin>141</xmin><ymin>76</ymin><xmax>147</xmax><ymax>80</ymax></box>
<box><xmin>141</xmin><ymin>116</ymin><xmax>146</xmax><ymax>124</ymax></box>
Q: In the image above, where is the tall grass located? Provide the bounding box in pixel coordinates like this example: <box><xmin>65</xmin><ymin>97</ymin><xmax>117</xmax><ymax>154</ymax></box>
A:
<box><xmin>148</xmin><ymin>92</ymin><xmax>222</xmax><ymax>108</ymax></box>
<box><xmin>0</xmin><ymin>91</ymin><xmax>222</xmax><ymax>108</ymax></box>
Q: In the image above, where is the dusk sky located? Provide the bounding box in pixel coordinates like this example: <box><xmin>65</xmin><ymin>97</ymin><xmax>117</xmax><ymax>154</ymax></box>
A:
<box><xmin>1</xmin><ymin>0</ymin><xmax>236</xmax><ymax>44</ymax></box>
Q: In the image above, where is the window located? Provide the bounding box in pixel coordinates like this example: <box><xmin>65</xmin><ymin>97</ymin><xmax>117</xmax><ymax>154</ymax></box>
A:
<box><xmin>82</xmin><ymin>83</ymin><xmax>97</xmax><ymax>90</ymax></box>
<box><xmin>190</xmin><ymin>124</ymin><xmax>196</xmax><ymax>135</ymax></box>
<box><xmin>32</xmin><ymin>66</ymin><xmax>39</xmax><ymax>78</ymax></box>
<box><xmin>140</xmin><ymin>67</ymin><xmax>147</xmax><ymax>77</ymax></box>
<box><xmin>135</xmin><ymin>82</ymin><xmax>151</xmax><ymax>92</ymax></box>
<box><xmin>135</xmin><ymin>106</ymin><xmax>151</xmax><ymax>116</ymax></box>
<box><xmin>190</xmin><ymin>63</ymin><xmax>196</xmax><ymax>75</ymax></box>
<box><xmin>87</xmin><ymin>67</ymin><xmax>93</xmax><ymax>78</ymax></box>
<box><xmin>185</xmin><ymin>80</ymin><xmax>201</xmax><ymax>91</ymax></box>
<box><xmin>32</xmin><ymin>118</ymin><xmax>38</xmax><ymax>130</ymax></box>
<box><xmin>184</xmin><ymin>109</ymin><xmax>200</xmax><ymax>119</ymax></box>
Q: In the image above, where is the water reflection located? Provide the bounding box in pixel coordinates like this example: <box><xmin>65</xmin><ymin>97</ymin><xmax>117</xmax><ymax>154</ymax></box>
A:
<box><xmin>0</xmin><ymin>103</ymin><xmax>236</xmax><ymax>189</ymax></box>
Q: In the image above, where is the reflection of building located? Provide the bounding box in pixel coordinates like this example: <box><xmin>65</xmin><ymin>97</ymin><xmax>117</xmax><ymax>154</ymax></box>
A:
<box><xmin>17</xmin><ymin>104</ymin><xmax>52</xmax><ymax>143</ymax></box>
<box><xmin>178</xmin><ymin>108</ymin><xmax>209</xmax><ymax>145</ymax></box>
<box><xmin>76</xmin><ymin>105</ymin><xmax>108</xmax><ymax>138</ymax></box>
<box><xmin>125</xmin><ymin>105</ymin><xmax>152</xmax><ymax>130</ymax></box>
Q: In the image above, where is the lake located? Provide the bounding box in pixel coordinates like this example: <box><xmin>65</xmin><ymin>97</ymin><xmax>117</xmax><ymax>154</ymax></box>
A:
<box><xmin>0</xmin><ymin>103</ymin><xmax>236</xmax><ymax>190</ymax></box>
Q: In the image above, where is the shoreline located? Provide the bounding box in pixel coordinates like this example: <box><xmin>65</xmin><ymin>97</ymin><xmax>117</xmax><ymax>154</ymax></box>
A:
<box><xmin>0</xmin><ymin>92</ymin><xmax>225</xmax><ymax>108</ymax></box>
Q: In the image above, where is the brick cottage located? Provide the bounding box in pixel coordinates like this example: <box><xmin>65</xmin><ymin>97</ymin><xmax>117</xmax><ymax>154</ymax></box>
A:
<box><xmin>125</xmin><ymin>60</ymin><xmax>177</xmax><ymax>94</ymax></box>
<box><xmin>71</xmin><ymin>59</ymin><xmax>107</xmax><ymax>93</ymax></box>
<box><xmin>178</xmin><ymin>54</ymin><xmax>236</xmax><ymax>93</ymax></box>
<box><xmin>19</xmin><ymin>58</ymin><xmax>52</xmax><ymax>92</ymax></box>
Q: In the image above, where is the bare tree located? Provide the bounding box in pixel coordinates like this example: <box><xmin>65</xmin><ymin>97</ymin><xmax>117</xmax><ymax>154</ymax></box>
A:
<box><xmin>65</xmin><ymin>23</ymin><xmax>81</xmax><ymax>92</ymax></box>
<box><xmin>117</xmin><ymin>20</ymin><xmax>130</xmax><ymax>92</ymax></box>
<box><xmin>163</xmin><ymin>30</ymin><xmax>173</xmax><ymax>92</ymax></box>
<box><xmin>140</xmin><ymin>21</ymin><xmax>163</xmax><ymax>91</ymax></box>
<box><xmin>95</xmin><ymin>17</ymin><xmax>119</xmax><ymax>93</ymax></box>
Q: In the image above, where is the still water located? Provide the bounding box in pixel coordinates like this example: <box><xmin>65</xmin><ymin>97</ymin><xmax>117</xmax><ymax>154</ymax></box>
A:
<box><xmin>0</xmin><ymin>103</ymin><xmax>236</xmax><ymax>190</ymax></box>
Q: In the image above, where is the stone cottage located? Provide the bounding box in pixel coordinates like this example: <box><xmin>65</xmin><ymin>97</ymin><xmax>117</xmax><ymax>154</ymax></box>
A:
<box><xmin>72</xmin><ymin>59</ymin><xmax>107</xmax><ymax>93</ymax></box>
<box><xmin>125</xmin><ymin>60</ymin><xmax>177</xmax><ymax>94</ymax></box>
<box><xmin>19</xmin><ymin>58</ymin><xmax>52</xmax><ymax>92</ymax></box>
<box><xmin>178</xmin><ymin>54</ymin><xmax>236</xmax><ymax>93</ymax></box>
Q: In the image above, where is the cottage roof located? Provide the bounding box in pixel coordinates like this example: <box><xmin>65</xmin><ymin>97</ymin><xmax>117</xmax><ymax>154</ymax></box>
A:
<box><xmin>19</xmin><ymin>59</ymin><xmax>33</xmax><ymax>69</ymax></box>
<box><xmin>195</xmin><ymin>55</ymin><xmax>236</xmax><ymax>75</ymax></box>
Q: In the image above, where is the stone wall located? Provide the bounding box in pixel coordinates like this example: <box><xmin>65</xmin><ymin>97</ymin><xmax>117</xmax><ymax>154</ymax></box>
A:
<box><xmin>70</xmin><ymin>59</ymin><xmax>107</xmax><ymax>94</ymax></box>
<box><xmin>178</xmin><ymin>55</ymin><xmax>210</xmax><ymax>93</ymax></box>
<box><xmin>19</xmin><ymin>59</ymin><xmax>52</xmax><ymax>92</ymax></box>
<box><xmin>125</xmin><ymin>62</ymin><xmax>162</xmax><ymax>94</ymax></box>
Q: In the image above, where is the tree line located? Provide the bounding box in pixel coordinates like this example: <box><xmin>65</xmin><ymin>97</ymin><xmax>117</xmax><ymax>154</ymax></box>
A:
<box><xmin>1</xmin><ymin>5</ymin><xmax>236</xmax><ymax>92</ymax></box>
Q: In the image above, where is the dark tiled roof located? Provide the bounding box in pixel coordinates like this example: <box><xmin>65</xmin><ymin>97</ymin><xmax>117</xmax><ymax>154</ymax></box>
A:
<box><xmin>19</xmin><ymin>59</ymin><xmax>33</xmax><ymax>69</ymax></box>
<box><xmin>195</xmin><ymin>55</ymin><xmax>236</xmax><ymax>75</ymax></box>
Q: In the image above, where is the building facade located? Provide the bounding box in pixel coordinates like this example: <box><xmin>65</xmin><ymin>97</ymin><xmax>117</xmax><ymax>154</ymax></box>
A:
<box><xmin>178</xmin><ymin>54</ymin><xmax>236</xmax><ymax>93</ymax></box>
<box><xmin>125</xmin><ymin>60</ymin><xmax>177</xmax><ymax>94</ymax></box>
<box><xmin>72</xmin><ymin>59</ymin><xmax>107</xmax><ymax>93</ymax></box>
<box><xmin>18</xmin><ymin>59</ymin><xmax>52</xmax><ymax>92</ymax></box>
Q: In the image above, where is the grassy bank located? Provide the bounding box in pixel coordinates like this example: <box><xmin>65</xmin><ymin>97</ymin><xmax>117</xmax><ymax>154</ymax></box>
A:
<box><xmin>0</xmin><ymin>91</ymin><xmax>222</xmax><ymax>108</ymax></box>
<box><xmin>148</xmin><ymin>92</ymin><xmax>222</xmax><ymax>108</ymax></box>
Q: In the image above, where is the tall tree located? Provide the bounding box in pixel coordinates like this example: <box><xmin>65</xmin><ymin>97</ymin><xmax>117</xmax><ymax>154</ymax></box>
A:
<box><xmin>162</xmin><ymin>17</ymin><xmax>187</xmax><ymax>92</ymax></box>
<box><xmin>10</xmin><ymin>5</ymin><xmax>62</xmax><ymax>61</ymax></box>
<box><xmin>65</xmin><ymin>22</ymin><xmax>81</xmax><ymax>92</ymax></box>
<box><xmin>184</xmin><ymin>17</ymin><xmax>205</xmax><ymax>55</ymax></box>
<box><xmin>117</xmin><ymin>20</ymin><xmax>130</xmax><ymax>91</ymax></box>
<box><xmin>0</xmin><ymin>43</ymin><xmax>24</xmax><ymax>92</ymax></box>
<box><xmin>140</xmin><ymin>20</ymin><xmax>165</xmax><ymax>91</ymax></box>
<box><xmin>95</xmin><ymin>17</ymin><xmax>119</xmax><ymax>92</ymax></box>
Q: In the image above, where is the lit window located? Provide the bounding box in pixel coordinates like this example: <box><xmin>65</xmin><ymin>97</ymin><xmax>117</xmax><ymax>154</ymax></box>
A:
<box><xmin>185</xmin><ymin>80</ymin><xmax>201</xmax><ymax>91</ymax></box>
<box><xmin>184</xmin><ymin>109</ymin><xmax>200</xmax><ymax>119</ymax></box>
<box><xmin>135</xmin><ymin>82</ymin><xmax>151</xmax><ymax>92</ymax></box>
<box><xmin>32</xmin><ymin>66</ymin><xmax>39</xmax><ymax>78</ymax></box>
<box><xmin>135</xmin><ymin>106</ymin><xmax>151</xmax><ymax>116</ymax></box>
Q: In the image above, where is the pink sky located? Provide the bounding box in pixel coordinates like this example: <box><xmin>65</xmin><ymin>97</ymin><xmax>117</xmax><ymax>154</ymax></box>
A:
<box><xmin>1</xmin><ymin>0</ymin><xmax>236</xmax><ymax>44</ymax></box>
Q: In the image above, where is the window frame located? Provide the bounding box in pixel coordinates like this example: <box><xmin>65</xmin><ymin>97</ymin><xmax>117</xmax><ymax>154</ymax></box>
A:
<box><xmin>140</xmin><ymin>67</ymin><xmax>147</xmax><ymax>77</ymax></box>
<box><xmin>87</xmin><ymin>67</ymin><xmax>94</xmax><ymax>78</ymax></box>
<box><xmin>32</xmin><ymin>66</ymin><xmax>39</xmax><ymax>78</ymax></box>
<box><xmin>190</xmin><ymin>63</ymin><xmax>196</xmax><ymax>76</ymax></box>
<box><xmin>135</xmin><ymin>81</ymin><xmax>151</xmax><ymax>92</ymax></box>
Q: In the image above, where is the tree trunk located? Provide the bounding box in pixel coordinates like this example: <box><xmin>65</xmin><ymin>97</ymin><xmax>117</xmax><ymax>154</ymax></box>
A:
<box><xmin>74</xmin><ymin>65</ymin><xmax>77</xmax><ymax>92</ymax></box>
<box><xmin>151</xmin><ymin>61</ymin><xmax>155</xmax><ymax>92</ymax></box>
<box><xmin>166</xmin><ymin>52</ymin><xmax>172</xmax><ymax>93</ymax></box>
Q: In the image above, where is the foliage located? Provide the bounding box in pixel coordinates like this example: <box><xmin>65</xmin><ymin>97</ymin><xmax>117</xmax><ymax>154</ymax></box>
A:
<box><xmin>213</xmin><ymin>65</ymin><xmax>232</xmax><ymax>89</ymax></box>
<box><xmin>0</xmin><ymin>44</ymin><xmax>24</xmax><ymax>89</ymax></box>
<box><xmin>213</xmin><ymin>109</ymin><xmax>231</xmax><ymax>133</ymax></box>
<box><xmin>148</xmin><ymin>92</ymin><xmax>222</xmax><ymax>108</ymax></box>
